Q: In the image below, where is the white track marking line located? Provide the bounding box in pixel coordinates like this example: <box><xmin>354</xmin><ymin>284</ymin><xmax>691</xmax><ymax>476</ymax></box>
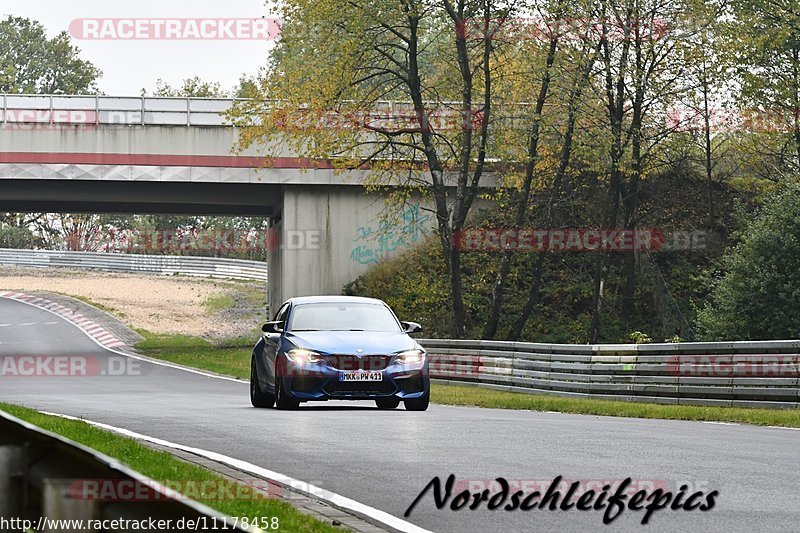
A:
<box><xmin>700</xmin><ymin>420</ymin><xmax>800</xmax><ymax>431</ymax></box>
<box><xmin>0</xmin><ymin>295</ymin><xmax>248</xmax><ymax>383</ymax></box>
<box><xmin>41</xmin><ymin>411</ymin><xmax>432</xmax><ymax>533</ymax></box>
<box><xmin>2</xmin><ymin>294</ymin><xmax>123</xmax><ymax>345</ymax></box>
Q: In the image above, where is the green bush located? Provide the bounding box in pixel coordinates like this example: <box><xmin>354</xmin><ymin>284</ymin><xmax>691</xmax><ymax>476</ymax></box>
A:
<box><xmin>343</xmin><ymin>239</ymin><xmax>454</xmax><ymax>336</ymax></box>
<box><xmin>697</xmin><ymin>182</ymin><xmax>800</xmax><ymax>340</ymax></box>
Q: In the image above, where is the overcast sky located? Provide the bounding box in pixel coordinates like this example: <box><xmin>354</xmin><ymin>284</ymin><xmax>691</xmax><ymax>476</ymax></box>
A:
<box><xmin>4</xmin><ymin>0</ymin><xmax>277</xmax><ymax>95</ymax></box>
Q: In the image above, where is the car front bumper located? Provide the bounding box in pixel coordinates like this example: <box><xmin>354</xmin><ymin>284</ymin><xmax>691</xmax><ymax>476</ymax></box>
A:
<box><xmin>279</xmin><ymin>356</ymin><xmax>429</xmax><ymax>401</ymax></box>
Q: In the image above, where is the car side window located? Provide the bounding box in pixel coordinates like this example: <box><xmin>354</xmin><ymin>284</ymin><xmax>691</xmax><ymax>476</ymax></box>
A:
<box><xmin>273</xmin><ymin>303</ymin><xmax>289</xmax><ymax>322</ymax></box>
<box><xmin>275</xmin><ymin>303</ymin><xmax>290</xmax><ymax>324</ymax></box>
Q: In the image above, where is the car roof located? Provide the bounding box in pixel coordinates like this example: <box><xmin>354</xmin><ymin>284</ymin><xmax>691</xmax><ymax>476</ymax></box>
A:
<box><xmin>288</xmin><ymin>295</ymin><xmax>387</xmax><ymax>306</ymax></box>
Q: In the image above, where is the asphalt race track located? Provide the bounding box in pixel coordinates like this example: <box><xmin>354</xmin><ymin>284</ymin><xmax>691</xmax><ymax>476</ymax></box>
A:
<box><xmin>1</xmin><ymin>296</ymin><xmax>799</xmax><ymax>532</ymax></box>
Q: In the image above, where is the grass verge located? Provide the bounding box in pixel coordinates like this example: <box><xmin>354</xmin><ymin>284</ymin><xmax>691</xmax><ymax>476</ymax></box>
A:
<box><xmin>204</xmin><ymin>293</ymin><xmax>237</xmax><ymax>313</ymax></box>
<box><xmin>135</xmin><ymin>330</ymin><xmax>252</xmax><ymax>379</ymax></box>
<box><xmin>0</xmin><ymin>403</ymin><xmax>341</xmax><ymax>532</ymax></box>
<box><xmin>431</xmin><ymin>383</ymin><xmax>800</xmax><ymax>427</ymax></box>
<box><xmin>134</xmin><ymin>331</ymin><xmax>800</xmax><ymax>428</ymax></box>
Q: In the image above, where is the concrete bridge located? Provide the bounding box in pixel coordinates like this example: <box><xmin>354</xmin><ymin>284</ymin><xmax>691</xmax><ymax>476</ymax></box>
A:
<box><xmin>0</xmin><ymin>94</ymin><xmax>478</xmax><ymax>313</ymax></box>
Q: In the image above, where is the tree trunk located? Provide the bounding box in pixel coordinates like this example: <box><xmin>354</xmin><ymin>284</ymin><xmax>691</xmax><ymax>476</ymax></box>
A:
<box><xmin>509</xmin><ymin>254</ymin><xmax>546</xmax><ymax>339</ymax></box>
<box><xmin>701</xmin><ymin>60</ymin><xmax>716</xmax><ymax>228</ymax></box>
<box><xmin>621</xmin><ymin>32</ymin><xmax>644</xmax><ymax>321</ymax></box>
<box><xmin>590</xmin><ymin>4</ymin><xmax>631</xmax><ymax>343</ymax></box>
<box><xmin>483</xmin><ymin>35</ymin><xmax>558</xmax><ymax>339</ymax></box>
<box><xmin>509</xmin><ymin>45</ymin><xmax>598</xmax><ymax>339</ymax></box>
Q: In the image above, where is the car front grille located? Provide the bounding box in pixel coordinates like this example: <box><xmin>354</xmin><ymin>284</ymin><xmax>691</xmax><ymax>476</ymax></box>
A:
<box><xmin>324</xmin><ymin>380</ymin><xmax>397</xmax><ymax>396</ymax></box>
<box><xmin>325</xmin><ymin>355</ymin><xmax>393</xmax><ymax>371</ymax></box>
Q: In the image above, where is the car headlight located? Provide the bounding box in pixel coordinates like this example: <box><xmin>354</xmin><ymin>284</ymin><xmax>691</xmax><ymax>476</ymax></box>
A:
<box><xmin>286</xmin><ymin>348</ymin><xmax>323</xmax><ymax>365</ymax></box>
<box><xmin>395</xmin><ymin>349</ymin><xmax>425</xmax><ymax>364</ymax></box>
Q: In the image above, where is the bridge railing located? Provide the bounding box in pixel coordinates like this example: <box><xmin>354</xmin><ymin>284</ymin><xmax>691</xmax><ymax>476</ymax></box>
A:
<box><xmin>421</xmin><ymin>338</ymin><xmax>800</xmax><ymax>408</ymax></box>
<box><xmin>0</xmin><ymin>410</ymin><xmax>254</xmax><ymax>531</ymax></box>
<box><xmin>0</xmin><ymin>93</ymin><xmax>540</xmax><ymax>129</ymax></box>
<box><xmin>0</xmin><ymin>249</ymin><xmax>268</xmax><ymax>282</ymax></box>
<box><xmin>0</xmin><ymin>93</ymin><xmax>237</xmax><ymax>127</ymax></box>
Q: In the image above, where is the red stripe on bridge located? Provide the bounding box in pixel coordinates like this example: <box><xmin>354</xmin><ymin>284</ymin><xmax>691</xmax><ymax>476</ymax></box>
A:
<box><xmin>0</xmin><ymin>152</ymin><xmax>334</xmax><ymax>169</ymax></box>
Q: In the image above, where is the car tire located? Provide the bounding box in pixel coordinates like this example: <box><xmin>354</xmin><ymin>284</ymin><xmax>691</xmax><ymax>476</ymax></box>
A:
<box><xmin>274</xmin><ymin>369</ymin><xmax>300</xmax><ymax>410</ymax></box>
<box><xmin>250</xmin><ymin>356</ymin><xmax>275</xmax><ymax>408</ymax></box>
<box><xmin>375</xmin><ymin>398</ymin><xmax>400</xmax><ymax>409</ymax></box>
<box><xmin>404</xmin><ymin>390</ymin><xmax>430</xmax><ymax>411</ymax></box>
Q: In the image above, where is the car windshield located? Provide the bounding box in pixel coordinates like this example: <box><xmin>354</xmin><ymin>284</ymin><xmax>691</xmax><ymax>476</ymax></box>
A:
<box><xmin>289</xmin><ymin>302</ymin><xmax>401</xmax><ymax>332</ymax></box>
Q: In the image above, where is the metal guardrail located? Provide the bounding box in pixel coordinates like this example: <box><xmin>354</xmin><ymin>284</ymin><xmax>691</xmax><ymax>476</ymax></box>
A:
<box><xmin>0</xmin><ymin>410</ymin><xmax>254</xmax><ymax>531</ymax></box>
<box><xmin>421</xmin><ymin>338</ymin><xmax>800</xmax><ymax>408</ymax></box>
<box><xmin>0</xmin><ymin>249</ymin><xmax>268</xmax><ymax>282</ymax></box>
<box><xmin>0</xmin><ymin>94</ymin><xmax>238</xmax><ymax>127</ymax></box>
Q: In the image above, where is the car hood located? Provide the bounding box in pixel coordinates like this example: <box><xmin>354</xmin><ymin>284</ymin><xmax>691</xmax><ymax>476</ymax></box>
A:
<box><xmin>285</xmin><ymin>330</ymin><xmax>418</xmax><ymax>355</ymax></box>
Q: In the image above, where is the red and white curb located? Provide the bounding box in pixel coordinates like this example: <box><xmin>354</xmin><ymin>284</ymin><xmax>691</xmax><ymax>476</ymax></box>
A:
<box><xmin>0</xmin><ymin>291</ymin><xmax>126</xmax><ymax>349</ymax></box>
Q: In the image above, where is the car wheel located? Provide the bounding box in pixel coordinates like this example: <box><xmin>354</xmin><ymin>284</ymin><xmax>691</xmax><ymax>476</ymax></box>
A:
<box><xmin>375</xmin><ymin>398</ymin><xmax>400</xmax><ymax>409</ymax></box>
<box><xmin>404</xmin><ymin>390</ymin><xmax>430</xmax><ymax>411</ymax></box>
<box><xmin>274</xmin><ymin>368</ymin><xmax>300</xmax><ymax>410</ymax></box>
<box><xmin>250</xmin><ymin>356</ymin><xmax>275</xmax><ymax>408</ymax></box>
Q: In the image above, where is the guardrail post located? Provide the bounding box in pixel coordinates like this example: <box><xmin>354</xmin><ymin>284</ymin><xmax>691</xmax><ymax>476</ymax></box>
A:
<box><xmin>42</xmin><ymin>479</ymin><xmax>99</xmax><ymax>532</ymax></box>
<box><xmin>0</xmin><ymin>446</ymin><xmax>23</xmax><ymax>516</ymax></box>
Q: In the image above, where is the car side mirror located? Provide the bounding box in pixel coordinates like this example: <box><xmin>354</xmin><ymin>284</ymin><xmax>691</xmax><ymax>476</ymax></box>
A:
<box><xmin>262</xmin><ymin>321</ymin><xmax>284</xmax><ymax>334</ymax></box>
<box><xmin>401</xmin><ymin>321</ymin><xmax>423</xmax><ymax>334</ymax></box>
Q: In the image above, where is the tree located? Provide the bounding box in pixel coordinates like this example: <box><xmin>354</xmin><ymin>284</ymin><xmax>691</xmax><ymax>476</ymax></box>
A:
<box><xmin>150</xmin><ymin>76</ymin><xmax>228</xmax><ymax>98</ymax></box>
<box><xmin>147</xmin><ymin>74</ymin><xmax>261</xmax><ymax>99</ymax></box>
<box><xmin>588</xmin><ymin>0</ymin><xmax>702</xmax><ymax>341</ymax></box>
<box><xmin>231</xmin><ymin>0</ymin><xmax>527</xmax><ymax>337</ymax></box>
<box><xmin>483</xmin><ymin>0</ymin><xmax>601</xmax><ymax>338</ymax></box>
<box><xmin>0</xmin><ymin>221</ymin><xmax>36</xmax><ymax>248</ymax></box>
<box><xmin>728</xmin><ymin>0</ymin><xmax>800</xmax><ymax>173</ymax></box>
<box><xmin>234</xmin><ymin>74</ymin><xmax>261</xmax><ymax>98</ymax></box>
<box><xmin>697</xmin><ymin>182</ymin><xmax>800</xmax><ymax>340</ymax></box>
<box><xmin>680</xmin><ymin>0</ymin><xmax>733</xmax><ymax>228</ymax></box>
<box><xmin>0</xmin><ymin>16</ymin><xmax>102</xmax><ymax>239</ymax></box>
<box><xmin>0</xmin><ymin>16</ymin><xmax>101</xmax><ymax>94</ymax></box>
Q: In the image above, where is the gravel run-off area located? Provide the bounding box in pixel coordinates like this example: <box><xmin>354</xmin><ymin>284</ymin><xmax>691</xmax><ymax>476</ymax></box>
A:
<box><xmin>0</xmin><ymin>266</ymin><xmax>267</xmax><ymax>340</ymax></box>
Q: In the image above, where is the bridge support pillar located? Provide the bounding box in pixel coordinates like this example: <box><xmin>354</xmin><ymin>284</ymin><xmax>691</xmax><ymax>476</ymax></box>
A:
<box><xmin>267</xmin><ymin>185</ymin><xmax>433</xmax><ymax>315</ymax></box>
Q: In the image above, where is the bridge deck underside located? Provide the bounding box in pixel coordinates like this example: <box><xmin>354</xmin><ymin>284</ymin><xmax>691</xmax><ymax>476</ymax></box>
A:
<box><xmin>0</xmin><ymin>179</ymin><xmax>280</xmax><ymax>215</ymax></box>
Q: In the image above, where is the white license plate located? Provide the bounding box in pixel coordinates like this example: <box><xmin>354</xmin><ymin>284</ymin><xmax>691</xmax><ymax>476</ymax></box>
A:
<box><xmin>339</xmin><ymin>371</ymin><xmax>383</xmax><ymax>382</ymax></box>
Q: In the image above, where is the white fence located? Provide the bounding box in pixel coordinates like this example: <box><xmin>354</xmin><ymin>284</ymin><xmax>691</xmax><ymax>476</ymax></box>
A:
<box><xmin>0</xmin><ymin>249</ymin><xmax>268</xmax><ymax>282</ymax></box>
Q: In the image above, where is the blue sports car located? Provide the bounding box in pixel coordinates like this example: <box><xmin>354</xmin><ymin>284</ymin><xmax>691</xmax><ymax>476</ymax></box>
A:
<box><xmin>250</xmin><ymin>296</ymin><xmax>429</xmax><ymax>411</ymax></box>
